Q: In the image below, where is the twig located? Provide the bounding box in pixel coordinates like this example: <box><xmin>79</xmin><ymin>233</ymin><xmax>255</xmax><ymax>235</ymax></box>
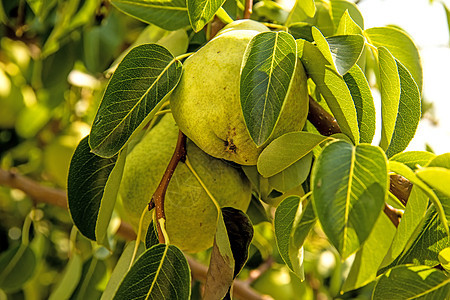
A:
<box><xmin>307</xmin><ymin>96</ymin><xmax>412</xmax><ymax>227</ymax></box>
<box><xmin>0</xmin><ymin>167</ymin><xmax>268</xmax><ymax>300</ymax></box>
<box><xmin>243</xmin><ymin>0</ymin><xmax>253</xmax><ymax>19</ymax></box>
<box><xmin>151</xmin><ymin>130</ymin><xmax>187</xmax><ymax>243</ymax></box>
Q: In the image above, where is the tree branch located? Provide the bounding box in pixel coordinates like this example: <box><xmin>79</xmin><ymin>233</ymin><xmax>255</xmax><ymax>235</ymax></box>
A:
<box><xmin>243</xmin><ymin>0</ymin><xmax>253</xmax><ymax>19</ymax></box>
<box><xmin>307</xmin><ymin>96</ymin><xmax>412</xmax><ymax>227</ymax></box>
<box><xmin>151</xmin><ymin>130</ymin><xmax>187</xmax><ymax>243</ymax></box>
<box><xmin>0</xmin><ymin>167</ymin><xmax>269</xmax><ymax>300</ymax></box>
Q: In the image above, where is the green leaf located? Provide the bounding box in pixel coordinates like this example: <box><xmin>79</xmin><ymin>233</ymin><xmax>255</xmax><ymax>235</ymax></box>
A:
<box><xmin>113</xmin><ymin>244</ymin><xmax>190</xmax><ymax>299</ymax></box>
<box><xmin>269</xmin><ymin>152</ymin><xmax>312</xmax><ymax>193</ymax></box>
<box><xmin>297</xmin><ymin>38</ymin><xmax>359</xmax><ymax>144</ymax></box>
<box><xmin>324</xmin><ymin>34</ymin><xmax>365</xmax><ymax>75</ymax></box>
<box><xmin>417</xmin><ymin>167</ymin><xmax>450</xmax><ymax>199</ymax></box>
<box><xmin>330</xmin><ymin>0</ymin><xmax>364</xmax><ymax>30</ymax></box>
<box><xmin>285</xmin><ymin>0</ymin><xmax>316</xmax><ymax>26</ymax></box>
<box><xmin>373</xmin><ymin>265</ymin><xmax>450</xmax><ymax>300</ymax></box>
<box><xmin>342</xmin><ymin>213</ymin><xmax>396</xmax><ymax>292</ymax></box>
<box><xmin>291</xmin><ymin>198</ymin><xmax>317</xmax><ymax>251</ymax></box>
<box><xmin>385</xmin><ymin>60</ymin><xmax>421</xmax><ymax>157</ymax></box>
<box><xmin>0</xmin><ymin>244</ymin><xmax>36</xmax><ymax>292</ymax></box>
<box><xmin>204</xmin><ymin>211</ymin><xmax>234</xmax><ymax>299</ymax></box>
<box><xmin>145</xmin><ymin>220</ymin><xmax>160</xmax><ymax>249</ymax></box>
<box><xmin>89</xmin><ymin>43</ymin><xmax>182</xmax><ymax>158</ymax></box>
<box><xmin>311</xmin><ymin>141</ymin><xmax>388</xmax><ymax>259</ymax></box>
<box><xmin>427</xmin><ymin>153</ymin><xmax>450</xmax><ymax>168</ymax></box>
<box><xmin>111</xmin><ymin>0</ymin><xmax>190</xmax><ymax>31</ymax></box>
<box><xmin>343</xmin><ymin>64</ymin><xmax>375</xmax><ymax>143</ymax></box>
<box><xmin>390</xmin><ymin>151</ymin><xmax>436</xmax><ymax>170</ymax></box>
<box><xmin>257</xmin><ymin>131</ymin><xmax>329</xmax><ymax>177</ymax></box>
<box><xmin>438</xmin><ymin>247</ymin><xmax>450</xmax><ymax>272</ymax></box>
<box><xmin>336</xmin><ymin>10</ymin><xmax>362</xmax><ymax>35</ymax></box>
<box><xmin>68</xmin><ymin>136</ymin><xmax>120</xmax><ymax>241</ymax></box>
<box><xmin>274</xmin><ymin>195</ymin><xmax>306</xmax><ymax>280</ymax></box>
<box><xmin>377</xmin><ymin>47</ymin><xmax>421</xmax><ymax>157</ymax></box>
<box><xmin>389</xmin><ymin>161</ymin><xmax>449</xmax><ymax>234</ymax></box>
<box><xmin>240</xmin><ymin>31</ymin><xmax>297</xmax><ymax>146</ymax></box>
<box><xmin>101</xmin><ymin>241</ymin><xmax>145</xmax><ymax>300</ymax></box>
<box><xmin>288</xmin><ymin>22</ymin><xmax>314</xmax><ymax>42</ymax></box>
<box><xmin>72</xmin><ymin>257</ymin><xmax>107</xmax><ymax>300</ymax></box>
<box><xmin>365</xmin><ymin>26</ymin><xmax>422</xmax><ymax>91</ymax></box>
<box><xmin>49</xmin><ymin>254</ymin><xmax>82</xmax><ymax>300</ymax></box>
<box><xmin>383</xmin><ymin>187</ymin><xmax>428</xmax><ymax>267</ymax></box>
<box><xmin>187</xmin><ymin>0</ymin><xmax>226</xmax><ymax>32</ymax></box>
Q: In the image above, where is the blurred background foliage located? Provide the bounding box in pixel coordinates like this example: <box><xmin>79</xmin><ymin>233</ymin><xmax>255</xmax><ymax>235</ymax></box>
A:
<box><xmin>0</xmin><ymin>1</ymin><xmax>446</xmax><ymax>299</ymax></box>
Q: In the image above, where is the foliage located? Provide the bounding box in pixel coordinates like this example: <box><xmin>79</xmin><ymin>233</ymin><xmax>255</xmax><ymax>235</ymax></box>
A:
<box><xmin>1</xmin><ymin>0</ymin><xmax>450</xmax><ymax>299</ymax></box>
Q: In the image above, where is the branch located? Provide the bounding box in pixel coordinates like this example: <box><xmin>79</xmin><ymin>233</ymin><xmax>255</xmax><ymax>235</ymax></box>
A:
<box><xmin>243</xmin><ymin>0</ymin><xmax>253</xmax><ymax>19</ymax></box>
<box><xmin>0</xmin><ymin>167</ymin><xmax>269</xmax><ymax>299</ymax></box>
<box><xmin>307</xmin><ymin>96</ymin><xmax>412</xmax><ymax>227</ymax></box>
<box><xmin>151</xmin><ymin>130</ymin><xmax>187</xmax><ymax>243</ymax></box>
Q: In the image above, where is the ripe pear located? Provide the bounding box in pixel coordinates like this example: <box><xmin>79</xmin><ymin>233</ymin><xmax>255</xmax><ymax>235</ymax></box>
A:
<box><xmin>170</xmin><ymin>20</ymin><xmax>309</xmax><ymax>165</ymax></box>
<box><xmin>120</xmin><ymin>114</ymin><xmax>252</xmax><ymax>253</ymax></box>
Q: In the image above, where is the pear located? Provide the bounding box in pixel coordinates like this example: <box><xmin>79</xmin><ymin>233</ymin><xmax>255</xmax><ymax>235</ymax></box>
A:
<box><xmin>170</xmin><ymin>20</ymin><xmax>309</xmax><ymax>165</ymax></box>
<box><xmin>120</xmin><ymin>114</ymin><xmax>252</xmax><ymax>253</ymax></box>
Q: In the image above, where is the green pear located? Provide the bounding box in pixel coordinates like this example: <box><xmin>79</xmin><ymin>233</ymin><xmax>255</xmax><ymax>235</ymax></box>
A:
<box><xmin>170</xmin><ymin>20</ymin><xmax>309</xmax><ymax>165</ymax></box>
<box><xmin>120</xmin><ymin>114</ymin><xmax>252</xmax><ymax>253</ymax></box>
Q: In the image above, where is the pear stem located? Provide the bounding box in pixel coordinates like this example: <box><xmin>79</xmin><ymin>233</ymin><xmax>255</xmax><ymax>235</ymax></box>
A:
<box><xmin>151</xmin><ymin>130</ymin><xmax>187</xmax><ymax>243</ymax></box>
<box><xmin>307</xmin><ymin>96</ymin><xmax>409</xmax><ymax>228</ymax></box>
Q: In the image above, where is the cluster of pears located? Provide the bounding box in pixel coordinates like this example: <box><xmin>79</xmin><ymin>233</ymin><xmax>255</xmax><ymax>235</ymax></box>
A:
<box><xmin>120</xmin><ymin>20</ymin><xmax>308</xmax><ymax>252</ymax></box>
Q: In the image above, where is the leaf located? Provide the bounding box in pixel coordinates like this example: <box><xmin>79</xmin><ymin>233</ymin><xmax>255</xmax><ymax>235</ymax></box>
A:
<box><xmin>389</xmin><ymin>161</ymin><xmax>449</xmax><ymax>234</ymax></box>
<box><xmin>311</xmin><ymin>141</ymin><xmax>388</xmax><ymax>259</ymax></box>
<box><xmin>245</xmin><ymin>195</ymin><xmax>270</xmax><ymax>225</ymax></box>
<box><xmin>101</xmin><ymin>241</ymin><xmax>145</xmax><ymax>300</ymax></box>
<box><xmin>145</xmin><ymin>220</ymin><xmax>160</xmax><ymax>249</ymax></box>
<box><xmin>0</xmin><ymin>244</ymin><xmax>36</xmax><ymax>292</ymax></box>
<box><xmin>427</xmin><ymin>153</ymin><xmax>450</xmax><ymax>168</ymax></box>
<box><xmin>68</xmin><ymin>136</ymin><xmax>120</xmax><ymax>241</ymax></box>
<box><xmin>72</xmin><ymin>257</ymin><xmax>107</xmax><ymax>300</ymax></box>
<box><xmin>240</xmin><ymin>31</ymin><xmax>297</xmax><ymax>146</ymax></box>
<box><xmin>324</xmin><ymin>34</ymin><xmax>365</xmax><ymax>75</ymax></box>
<box><xmin>330</xmin><ymin>0</ymin><xmax>364</xmax><ymax>30</ymax></box>
<box><xmin>49</xmin><ymin>254</ymin><xmax>82</xmax><ymax>300</ymax></box>
<box><xmin>297</xmin><ymin>38</ymin><xmax>359</xmax><ymax>144</ymax></box>
<box><xmin>285</xmin><ymin>0</ymin><xmax>316</xmax><ymax>26</ymax></box>
<box><xmin>438</xmin><ymin>247</ymin><xmax>450</xmax><ymax>272</ymax></box>
<box><xmin>336</xmin><ymin>10</ymin><xmax>362</xmax><ymax>35</ymax></box>
<box><xmin>288</xmin><ymin>22</ymin><xmax>314</xmax><ymax>42</ymax></box>
<box><xmin>113</xmin><ymin>244</ymin><xmax>190</xmax><ymax>299</ymax></box>
<box><xmin>257</xmin><ymin>131</ymin><xmax>329</xmax><ymax>177</ymax></box>
<box><xmin>383</xmin><ymin>186</ymin><xmax>429</xmax><ymax>267</ymax></box>
<box><xmin>417</xmin><ymin>167</ymin><xmax>450</xmax><ymax>199</ymax></box>
<box><xmin>343</xmin><ymin>64</ymin><xmax>375</xmax><ymax>143</ymax></box>
<box><xmin>342</xmin><ymin>213</ymin><xmax>395</xmax><ymax>292</ymax></box>
<box><xmin>89</xmin><ymin>43</ymin><xmax>182</xmax><ymax>158</ymax></box>
<box><xmin>385</xmin><ymin>59</ymin><xmax>421</xmax><ymax>157</ymax></box>
<box><xmin>111</xmin><ymin>0</ymin><xmax>190</xmax><ymax>31</ymax></box>
<box><xmin>374</xmin><ymin>265</ymin><xmax>450</xmax><ymax>300</ymax></box>
<box><xmin>365</xmin><ymin>26</ymin><xmax>422</xmax><ymax>91</ymax></box>
<box><xmin>382</xmin><ymin>207</ymin><xmax>450</xmax><ymax>272</ymax></box>
<box><xmin>187</xmin><ymin>0</ymin><xmax>226</xmax><ymax>32</ymax></box>
<box><xmin>390</xmin><ymin>151</ymin><xmax>436</xmax><ymax>170</ymax></box>
<box><xmin>269</xmin><ymin>152</ymin><xmax>312</xmax><ymax>193</ymax></box>
<box><xmin>203</xmin><ymin>212</ymin><xmax>234</xmax><ymax>300</ymax></box>
<box><xmin>274</xmin><ymin>195</ymin><xmax>304</xmax><ymax>280</ymax></box>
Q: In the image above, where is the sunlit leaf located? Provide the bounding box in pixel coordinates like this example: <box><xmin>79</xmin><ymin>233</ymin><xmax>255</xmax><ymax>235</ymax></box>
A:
<box><xmin>240</xmin><ymin>31</ymin><xmax>297</xmax><ymax>146</ymax></box>
<box><xmin>311</xmin><ymin>141</ymin><xmax>388</xmax><ymax>259</ymax></box>
<box><xmin>113</xmin><ymin>244</ymin><xmax>190</xmax><ymax>299</ymax></box>
<box><xmin>417</xmin><ymin>167</ymin><xmax>450</xmax><ymax>199</ymax></box>
<box><xmin>330</xmin><ymin>0</ymin><xmax>364</xmax><ymax>30</ymax></box>
<box><xmin>89</xmin><ymin>43</ymin><xmax>182</xmax><ymax>158</ymax></box>
<box><xmin>365</xmin><ymin>26</ymin><xmax>422</xmax><ymax>91</ymax></box>
<box><xmin>373</xmin><ymin>265</ymin><xmax>450</xmax><ymax>300</ymax></box>
<box><xmin>438</xmin><ymin>247</ymin><xmax>450</xmax><ymax>272</ymax></box>
<box><xmin>390</xmin><ymin>151</ymin><xmax>436</xmax><ymax>170</ymax></box>
<box><xmin>187</xmin><ymin>0</ymin><xmax>226</xmax><ymax>32</ymax></box>
<box><xmin>343</xmin><ymin>64</ymin><xmax>375</xmax><ymax>143</ymax></box>
<box><xmin>297</xmin><ymin>39</ymin><xmax>359</xmax><ymax>144</ymax></box>
<box><xmin>336</xmin><ymin>10</ymin><xmax>362</xmax><ymax>35</ymax></box>
<box><xmin>285</xmin><ymin>0</ymin><xmax>316</xmax><ymax>26</ymax></box>
<box><xmin>111</xmin><ymin>0</ymin><xmax>190</xmax><ymax>31</ymax></box>
<box><xmin>268</xmin><ymin>152</ymin><xmax>312</xmax><ymax>193</ymax></box>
